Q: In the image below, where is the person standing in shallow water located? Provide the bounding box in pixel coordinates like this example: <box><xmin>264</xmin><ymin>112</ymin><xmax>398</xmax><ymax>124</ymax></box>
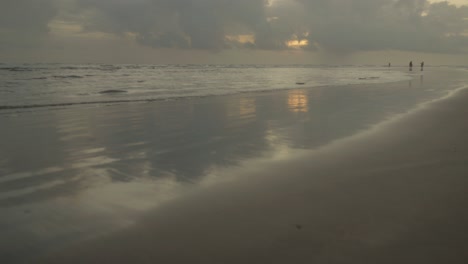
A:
<box><xmin>421</xmin><ymin>61</ymin><xmax>424</xmax><ymax>71</ymax></box>
<box><xmin>409</xmin><ymin>61</ymin><xmax>413</xmax><ymax>71</ymax></box>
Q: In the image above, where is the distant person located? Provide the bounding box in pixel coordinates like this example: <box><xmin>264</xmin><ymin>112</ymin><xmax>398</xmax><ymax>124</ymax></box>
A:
<box><xmin>409</xmin><ymin>61</ymin><xmax>413</xmax><ymax>71</ymax></box>
<box><xmin>388</xmin><ymin>63</ymin><xmax>391</xmax><ymax>67</ymax></box>
<box><xmin>421</xmin><ymin>61</ymin><xmax>424</xmax><ymax>71</ymax></box>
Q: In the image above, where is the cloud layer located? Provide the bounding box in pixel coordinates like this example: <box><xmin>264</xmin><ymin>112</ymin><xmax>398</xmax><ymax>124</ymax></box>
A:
<box><xmin>1</xmin><ymin>0</ymin><xmax>467</xmax><ymax>54</ymax></box>
<box><xmin>0</xmin><ymin>0</ymin><xmax>57</xmax><ymax>49</ymax></box>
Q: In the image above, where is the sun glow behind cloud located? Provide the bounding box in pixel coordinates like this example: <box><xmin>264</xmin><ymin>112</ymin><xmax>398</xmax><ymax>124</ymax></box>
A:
<box><xmin>226</xmin><ymin>33</ymin><xmax>310</xmax><ymax>50</ymax></box>
<box><xmin>287</xmin><ymin>39</ymin><xmax>309</xmax><ymax>49</ymax></box>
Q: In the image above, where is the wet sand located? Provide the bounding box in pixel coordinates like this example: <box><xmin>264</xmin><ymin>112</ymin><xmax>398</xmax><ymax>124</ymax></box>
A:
<box><xmin>33</xmin><ymin>86</ymin><xmax>468</xmax><ymax>263</ymax></box>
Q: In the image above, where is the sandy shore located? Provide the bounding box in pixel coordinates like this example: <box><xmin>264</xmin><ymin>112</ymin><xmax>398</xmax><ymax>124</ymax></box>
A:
<box><xmin>33</xmin><ymin>85</ymin><xmax>468</xmax><ymax>263</ymax></box>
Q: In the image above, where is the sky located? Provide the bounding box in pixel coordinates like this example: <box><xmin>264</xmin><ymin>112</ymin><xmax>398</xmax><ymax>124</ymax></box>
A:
<box><xmin>0</xmin><ymin>0</ymin><xmax>467</xmax><ymax>65</ymax></box>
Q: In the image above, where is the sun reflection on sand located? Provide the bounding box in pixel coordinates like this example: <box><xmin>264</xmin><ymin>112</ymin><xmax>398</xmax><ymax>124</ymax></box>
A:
<box><xmin>287</xmin><ymin>90</ymin><xmax>309</xmax><ymax>113</ymax></box>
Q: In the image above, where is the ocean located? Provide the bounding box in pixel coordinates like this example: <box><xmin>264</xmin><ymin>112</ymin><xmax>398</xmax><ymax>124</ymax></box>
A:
<box><xmin>1</xmin><ymin>64</ymin><xmax>415</xmax><ymax>110</ymax></box>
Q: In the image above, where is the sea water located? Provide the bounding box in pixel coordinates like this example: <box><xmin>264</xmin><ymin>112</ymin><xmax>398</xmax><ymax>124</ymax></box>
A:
<box><xmin>0</xmin><ymin>64</ymin><xmax>415</xmax><ymax>110</ymax></box>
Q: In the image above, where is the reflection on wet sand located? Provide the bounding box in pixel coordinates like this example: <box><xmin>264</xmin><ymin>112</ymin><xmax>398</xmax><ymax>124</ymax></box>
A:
<box><xmin>239</xmin><ymin>97</ymin><xmax>256</xmax><ymax>117</ymax></box>
<box><xmin>287</xmin><ymin>90</ymin><xmax>308</xmax><ymax>113</ymax></box>
<box><xmin>225</xmin><ymin>97</ymin><xmax>256</xmax><ymax>126</ymax></box>
<box><xmin>40</xmin><ymin>87</ymin><xmax>468</xmax><ymax>264</ymax></box>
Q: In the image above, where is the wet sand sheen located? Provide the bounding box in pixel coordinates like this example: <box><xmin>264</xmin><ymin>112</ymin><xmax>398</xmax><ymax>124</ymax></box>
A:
<box><xmin>36</xmin><ymin>87</ymin><xmax>468</xmax><ymax>263</ymax></box>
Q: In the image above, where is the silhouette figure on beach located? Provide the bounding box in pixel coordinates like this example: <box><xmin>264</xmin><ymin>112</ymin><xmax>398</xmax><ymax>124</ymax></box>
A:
<box><xmin>409</xmin><ymin>61</ymin><xmax>413</xmax><ymax>71</ymax></box>
<box><xmin>388</xmin><ymin>63</ymin><xmax>391</xmax><ymax>67</ymax></box>
<box><xmin>421</xmin><ymin>61</ymin><xmax>424</xmax><ymax>71</ymax></box>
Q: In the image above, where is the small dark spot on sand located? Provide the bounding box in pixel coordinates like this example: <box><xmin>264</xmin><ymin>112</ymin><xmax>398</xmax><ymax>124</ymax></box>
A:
<box><xmin>296</xmin><ymin>82</ymin><xmax>305</xmax><ymax>85</ymax></box>
<box><xmin>295</xmin><ymin>224</ymin><xmax>302</xmax><ymax>230</ymax></box>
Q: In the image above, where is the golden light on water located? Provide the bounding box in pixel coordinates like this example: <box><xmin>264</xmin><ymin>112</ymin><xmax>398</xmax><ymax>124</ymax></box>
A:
<box><xmin>288</xmin><ymin>90</ymin><xmax>308</xmax><ymax>113</ymax></box>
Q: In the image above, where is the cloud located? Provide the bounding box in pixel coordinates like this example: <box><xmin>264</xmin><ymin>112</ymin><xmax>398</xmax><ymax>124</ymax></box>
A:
<box><xmin>0</xmin><ymin>0</ymin><xmax>57</xmax><ymax>33</ymax></box>
<box><xmin>0</xmin><ymin>0</ymin><xmax>58</xmax><ymax>49</ymax></box>
<box><xmin>65</xmin><ymin>0</ymin><xmax>468</xmax><ymax>54</ymax></box>
<box><xmin>296</xmin><ymin>0</ymin><xmax>468</xmax><ymax>53</ymax></box>
<box><xmin>0</xmin><ymin>0</ymin><xmax>467</xmax><ymax>55</ymax></box>
<box><xmin>72</xmin><ymin>0</ymin><xmax>267</xmax><ymax>49</ymax></box>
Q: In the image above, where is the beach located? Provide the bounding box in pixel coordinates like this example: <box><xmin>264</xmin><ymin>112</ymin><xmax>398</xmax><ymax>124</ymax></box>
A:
<box><xmin>1</xmin><ymin>66</ymin><xmax>468</xmax><ymax>263</ymax></box>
